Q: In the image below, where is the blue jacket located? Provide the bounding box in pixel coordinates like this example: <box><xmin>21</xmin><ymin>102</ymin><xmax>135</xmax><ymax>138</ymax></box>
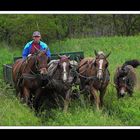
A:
<box><xmin>22</xmin><ymin>40</ymin><xmax>51</xmax><ymax>59</ymax></box>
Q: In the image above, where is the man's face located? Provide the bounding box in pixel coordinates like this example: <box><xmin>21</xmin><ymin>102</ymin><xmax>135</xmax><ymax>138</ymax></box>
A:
<box><xmin>33</xmin><ymin>36</ymin><xmax>41</xmax><ymax>43</ymax></box>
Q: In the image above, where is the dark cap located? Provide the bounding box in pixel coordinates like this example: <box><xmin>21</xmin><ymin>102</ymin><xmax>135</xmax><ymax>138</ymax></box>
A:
<box><xmin>33</xmin><ymin>31</ymin><xmax>41</xmax><ymax>37</ymax></box>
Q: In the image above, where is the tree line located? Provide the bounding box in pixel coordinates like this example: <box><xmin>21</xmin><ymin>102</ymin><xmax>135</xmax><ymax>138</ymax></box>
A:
<box><xmin>0</xmin><ymin>14</ymin><xmax>140</xmax><ymax>47</ymax></box>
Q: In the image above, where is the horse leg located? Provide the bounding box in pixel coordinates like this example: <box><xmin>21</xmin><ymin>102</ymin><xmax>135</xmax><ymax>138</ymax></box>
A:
<box><xmin>79</xmin><ymin>84</ymin><xmax>90</xmax><ymax>97</ymax></box>
<box><xmin>14</xmin><ymin>85</ymin><xmax>20</xmax><ymax>97</ymax></box>
<box><xmin>116</xmin><ymin>89</ymin><xmax>121</xmax><ymax>99</ymax></box>
<box><xmin>128</xmin><ymin>90</ymin><xmax>133</xmax><ymax>97</ymax></box>
<box><xmin>22</xmin><ymin>87</ymin><xmax>30</xmax><ymax>105</ymax></box>
<box><xmin>33</xmin><ymin>88</ymin><xmax>42</xmax><ymax>112</ymax></box>
<box><xmin>79</xmin><ymin>78</ymin><xmax>85</xmax><ymax>91</ymax></box>
<box><xmin>17</xmin><ymin>87</ymin><xmax>23</xmax><ymax>100</ymax></box>
<box><xmin>100</xmin><ymin>88</ymin><xmax>106</xmax><ymax>107</ymax></box>
<box><xmin>63</xmin><ymin>89</ymin><xmax>71</xmax><ymax>113</ymax></box>
<box><xmin>90</xmin><ymin>86</ymin><xmax>100</xmax><ymax>110</ymax></box>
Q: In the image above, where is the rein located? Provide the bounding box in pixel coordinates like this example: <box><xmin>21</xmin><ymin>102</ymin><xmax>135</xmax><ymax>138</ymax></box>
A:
<box><xmin>22</xmin><ymin>73</ymin><xmax>39</xmax><ymax>80</ymax></box>
<box><xmin>74</xmin><ymin>70</ymin><xmax>97</xmax><ymax>80</ymax></box>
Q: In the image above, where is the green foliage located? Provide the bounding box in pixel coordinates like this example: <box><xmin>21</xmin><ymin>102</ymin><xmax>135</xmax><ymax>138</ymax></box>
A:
<box><xmin>0</xmin><ymin>42</ymin><xmax>21</xmax><ymax>78</ymax></box>
<box><xmin>1</xmin><ymin>14</ymin><xmax>140</xmax><ymax>47</ymax></box>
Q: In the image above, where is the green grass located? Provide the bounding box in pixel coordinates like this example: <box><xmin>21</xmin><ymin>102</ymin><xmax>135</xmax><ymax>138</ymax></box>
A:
<box><xmin>1</xmin><ymin>36</ymin><xmax>140</xmax><ymax>126</ymax></box>
<box><xmin>0</xmin><ymin>79</ymin><xmax>41</xmax><ymax>126</ymax></box>
<box><xmin>0</xmin><ymin>42</ymin><xmax>21</xmax><ymax>78</ymax></box>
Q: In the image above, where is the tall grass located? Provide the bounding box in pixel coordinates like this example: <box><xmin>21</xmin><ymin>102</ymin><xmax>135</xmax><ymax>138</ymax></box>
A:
<box><xmin>0</xmin><ymin>79</ymin><xmax>41</xmax><ymax>126</ymax></box>
<box><xmin>1</xmin><ymin>36</ymin><xmax>140</xmax><ymax>126</ymax></box>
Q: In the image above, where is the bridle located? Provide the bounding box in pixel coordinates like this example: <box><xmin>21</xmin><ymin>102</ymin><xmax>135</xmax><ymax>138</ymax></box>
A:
<box><xmin>23</xmin><ymin>51</ymin><xmax>48</xmax><ymax>76</ymax></box>
<box><xmin>95</xmin><ymin>57</ymin><xmax>108</xmax><ymax>80</ymax></box>
<box><xmin>118</xmin><ymin>76</ymin><xmax>128</xmax><ymax>90</ymax></box>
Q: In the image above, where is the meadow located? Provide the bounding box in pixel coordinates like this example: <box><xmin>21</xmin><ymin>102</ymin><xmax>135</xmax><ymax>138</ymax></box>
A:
<box><xmin>0</xmin><ymin>36</ymin><xmax>140</xmax><ymax>126</ymax></box>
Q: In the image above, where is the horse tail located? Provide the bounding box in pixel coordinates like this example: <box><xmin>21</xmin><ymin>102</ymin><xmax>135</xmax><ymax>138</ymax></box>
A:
<box><xmin>122</xmin><ymin>59</ymin><xmax>140</xmax><ymax>68</ymax></box>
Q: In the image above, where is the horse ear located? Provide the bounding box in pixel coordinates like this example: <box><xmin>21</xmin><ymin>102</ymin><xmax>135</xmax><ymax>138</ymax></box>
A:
<box><xmin>57</xmin><ymin>54</ymin><xmax>61</xmax><ymax>59</ymax></box>
<box><xmin>67</xmin><ymin>55</ymin><xmax>71</xmax><ymax>59</ymax></box>
<box><xmin>94</xmin><ymin>49</ymin><xmax>98</xmax><ymax>56</ymax></box>
<box><xmin>106</xmin><ymin>51</ymin><xmax>111</xmax><ymax>58</ymax></box>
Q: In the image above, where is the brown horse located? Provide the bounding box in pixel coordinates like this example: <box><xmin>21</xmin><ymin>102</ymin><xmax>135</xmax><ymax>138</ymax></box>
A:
<box><xmin>114</xmin><ymin>59</ymin><xmax>140</xmax><ymax>98</ymax></box>
<box><xmin>43</xmin><ymin>55</ymin><xmax>75</xmax><ymax>112</ymax></box>
<box><xmin>12</xmin><ymin>50</ymin><xmax>49</xmax><ymax>106</ymax></box>
<box><xmin>78</xmin><ymin>50</ymin><xmax>111</xmax><ymax>109</ymax></box>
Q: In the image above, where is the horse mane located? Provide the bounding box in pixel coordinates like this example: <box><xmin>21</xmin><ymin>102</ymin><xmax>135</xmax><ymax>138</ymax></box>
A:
<box><xmin>78</xmin><ymin>57</ymin><xmax>94</xmax><ymax>68</ymax></box>
<box><xmin>122</xmin><ymin>59</ymin><xmax>140</xmax><ymax>68</ymax></box>
<box><xmin>115</xmin><ymin>59</ymin><xmax>140</xmax><ymax>80</ymax></box>
<box><xmin>38</xmin><ymin>50</ymin><xmax>46</xmax><ymax>56</ymax></box>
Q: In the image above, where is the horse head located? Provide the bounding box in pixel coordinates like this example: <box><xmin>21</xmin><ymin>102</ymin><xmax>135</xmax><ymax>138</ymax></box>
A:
<box><xmin>35</xmin><ymin>49</ymin><xmax>48</xmax><ymax>75</ymax></box>
<box><xmin>118</xmin><ymin>76</ymin><xmax>128</xmax><ymax>97</ymax></box>
<box><xmin>57</xmin><ymin>55</ymin><xmax>72</xmax><ymax>83</ymax></box>
<box><xmin>116</xmin><ymin>66</ymin><xmax>131</xmax><ymax>97</ymax></box>
<box><xmin>93</xmin><ymin>50</ymin><xmax>111</xmax><ymax>81</ymax></box>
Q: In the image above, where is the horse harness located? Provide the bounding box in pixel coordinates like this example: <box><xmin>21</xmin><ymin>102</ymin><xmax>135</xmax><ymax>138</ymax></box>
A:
<box><xmin>16</xmin><ymin>54</ymin><xmax>47</xmax><ymax>88</ymax></box>
<box><xmin>76</xmin><ymin>59</ymin><xmax>110</xmax><ymax>84</ymax></box>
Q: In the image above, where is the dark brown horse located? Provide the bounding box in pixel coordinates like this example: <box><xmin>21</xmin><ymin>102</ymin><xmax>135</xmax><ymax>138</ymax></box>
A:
<box><xmin>78</xmin><ymin>50</ymin><xmax>111</xmax><ymax>110</ymax></box>
<box><xmin>12</xmin><ymin>50</ymin><xmax>49</xmax><ymax>106</ymax></box>
<box><xmin>43</xmin><ymin>55</ymin><xmax>75</xmax><ymax>112</ymax></box>
<box><xmin>114</xmin><ymin>59</ymin><xmax>140</xmax><ymax>98</ymax></box>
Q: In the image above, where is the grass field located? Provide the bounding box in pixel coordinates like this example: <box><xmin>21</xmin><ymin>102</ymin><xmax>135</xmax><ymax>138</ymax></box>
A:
<box><xmin>0</xmin><ymin>36</ymin><xmax>140</xmax><ymax>126</ymax></box>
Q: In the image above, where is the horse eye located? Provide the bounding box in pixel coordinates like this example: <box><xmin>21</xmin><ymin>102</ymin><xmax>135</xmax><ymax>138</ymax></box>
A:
<box><xmin>69</xmin><ymin>65</ymin><xmax>72</xmax><ymax>68</ymax></box>
<box><xmin>93</xmin><ymin>62</ymin><xmax>97</xmax><ymax>67</ymax></box>
<box><xmin>106</xmin><ymin>63</ymin><xmax>108</xmax><ymax>67</ymax></box>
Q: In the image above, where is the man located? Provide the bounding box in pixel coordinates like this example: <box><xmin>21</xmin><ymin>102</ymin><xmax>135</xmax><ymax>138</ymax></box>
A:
<box><xmin>22</xmin><ymin>31</ymin><xmax>51</xmax><ymax>62</ymax></box>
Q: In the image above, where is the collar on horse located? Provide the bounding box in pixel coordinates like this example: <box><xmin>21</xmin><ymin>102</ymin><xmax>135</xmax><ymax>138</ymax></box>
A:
<box><xmin>74</xmin><ymin>67</ymin><xmax>110</xmax><ymax>83</ymax></box>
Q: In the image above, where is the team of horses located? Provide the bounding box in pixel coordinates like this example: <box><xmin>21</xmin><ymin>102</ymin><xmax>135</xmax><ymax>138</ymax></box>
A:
<box><xmin>12</xmin><ymin>49</ymin><xmax>140</xmax><ymax>112</ymax></box>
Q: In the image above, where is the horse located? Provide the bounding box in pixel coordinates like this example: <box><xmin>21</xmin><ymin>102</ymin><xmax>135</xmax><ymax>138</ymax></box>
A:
<box><xmin>114</xmin><ymin>59</ymin><xmax>140</xmax><ymax>98</ymax></box>
<box><xmin>12</xmin><ymin>50</ymin><xmax>49</xmax><ymax>106</ymax></box>
<box><xmin>77</xmin><ymin>50</ymin><xmax>111</xmax><ymax>110</ymax></box>
<box><xmin>41</xmin><ymin>55</ymin><xmax>76</xmax><ymax>112</ymax></box>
